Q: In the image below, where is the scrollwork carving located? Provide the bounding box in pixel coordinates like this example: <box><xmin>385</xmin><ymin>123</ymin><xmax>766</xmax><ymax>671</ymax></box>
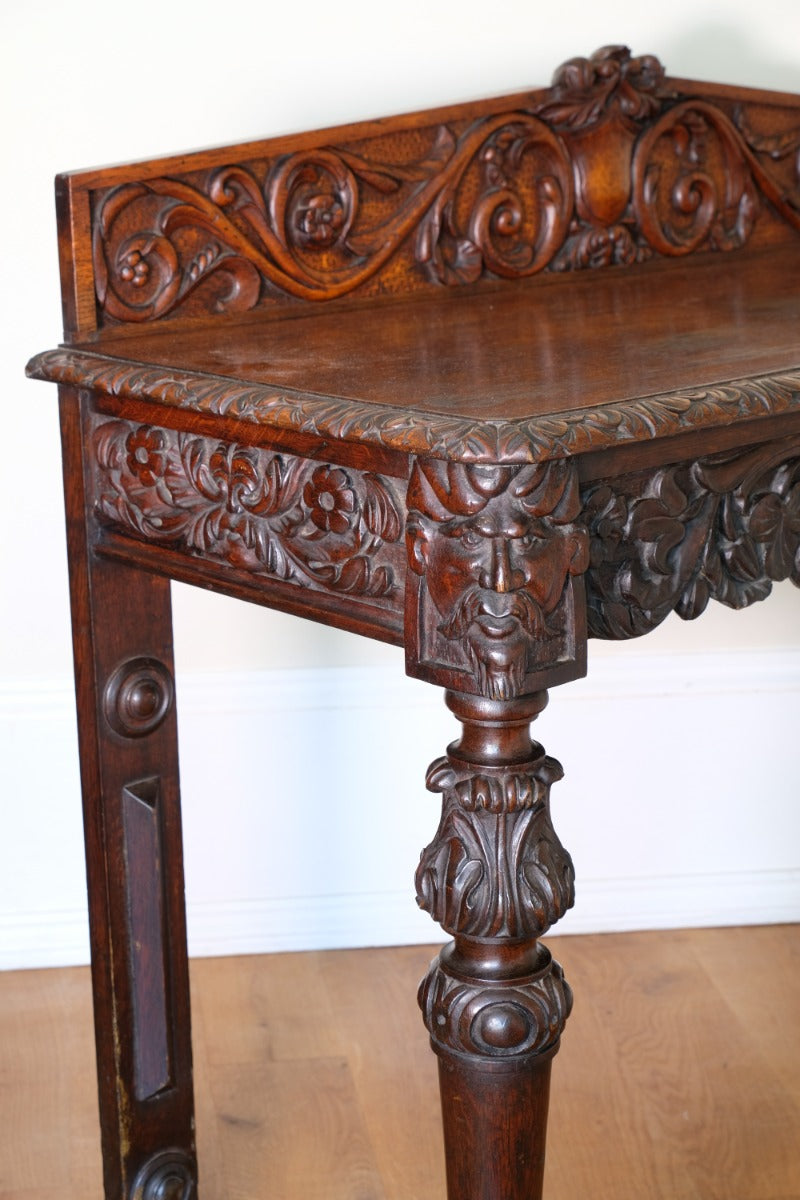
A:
<box><xmin>89</xmin><ymin>45</ymin><xmax>800</xmax><ymax>325</ymax></box>
<box><xmin>415</xmin><ymin>116</ymin><xmax>573</xmax><ymax>286</ymax></box>
<box><xmin>415</xmin><ymin>754</ymin><xmax>575</xmax><ymax>939</ymax></box>
<box><xmin>91</xmin><ymin>418</ymin><xmax>405</xmax><ymax>601</ymax></box>
<box><xmin>584</xmin><ymin>438</ymin><xmax>800</xmax><ymax>639</ymax></box>
<box><xmin>632</xmin><ymin>100</ymin><xmax>760</xmax><ymax>255</ymax></box>
<box><xmin>93</xmin><ymin>116</ymin><xmax>573</xmax><ymax>322</ymax></box>
<box><xmin>538</xmin><ymin>46</ymin><xmax>800</xmax><ymax>269</ymax></box>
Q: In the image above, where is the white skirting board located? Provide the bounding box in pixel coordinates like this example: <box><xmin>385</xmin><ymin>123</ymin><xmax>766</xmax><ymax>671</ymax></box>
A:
<box><xmin>1</xmin><ymin>648</ymin><xmax>799</xmax><ymax>970</ymax></box>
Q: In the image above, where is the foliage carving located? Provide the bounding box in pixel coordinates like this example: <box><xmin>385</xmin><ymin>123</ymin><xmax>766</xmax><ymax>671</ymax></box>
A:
<box><xmin>91</xmin><ymin>418</ymin><xmax>405</xmax><ymax>600</ymax></box>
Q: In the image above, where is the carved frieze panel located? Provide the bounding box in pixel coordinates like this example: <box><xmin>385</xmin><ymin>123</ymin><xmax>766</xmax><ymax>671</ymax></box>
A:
<box><xmin>88</xmin><ymin>45</ymin><xmax>800</xmax><ymax>325</ymax></box>
<box><xmin>85</xmin><ymin>420</ymin><xmax>799</xmax><ymax>651</ymax></box>
<box><xmin>405</xmin><ymin>458</ymin><xmax>589</xmax><ymax>697</ymax></box>
<box><xmin>584</xmin><ymin>438</ymin><xmax>800</xmax><ymax>639</ymax></box>
<box><xmin>416</xmin><ymin>753</ymin><xmax>575</xmax><ymax>940</ymax></box>
<box><xmin>89</xmin><ymin>416</ymin><xmax>406</xmax><ymax>606</ymax></box>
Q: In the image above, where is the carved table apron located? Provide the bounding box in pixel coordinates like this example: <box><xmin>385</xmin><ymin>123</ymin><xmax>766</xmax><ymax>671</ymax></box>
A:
<box><xmin>27</xmin><ymin>46</ymin><xmax>800</xmax><ymax>1200</ymax></box>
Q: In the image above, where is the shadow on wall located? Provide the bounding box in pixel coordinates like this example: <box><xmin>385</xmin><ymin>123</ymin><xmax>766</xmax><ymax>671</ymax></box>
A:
<box><xmin>661</xmin><ymin>24</ymin><xmax>800</xmax><ymax>91</ymax></box>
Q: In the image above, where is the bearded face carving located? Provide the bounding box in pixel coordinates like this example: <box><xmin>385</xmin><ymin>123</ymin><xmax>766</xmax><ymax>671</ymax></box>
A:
<box><xmin>405</xmin><ymin>459</ymin><xmax>589</xmax><ymax>698</ymax></box>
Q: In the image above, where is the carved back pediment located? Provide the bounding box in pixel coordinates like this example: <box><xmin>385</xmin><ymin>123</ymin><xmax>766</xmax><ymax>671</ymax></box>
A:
<box><xmin>58</xmin><ymin>45</ymin><xmax>800</xmax><ymax>337</ymax></box>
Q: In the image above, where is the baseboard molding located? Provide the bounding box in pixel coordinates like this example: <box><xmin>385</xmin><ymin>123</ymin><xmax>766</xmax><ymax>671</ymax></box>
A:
<box><xmin>3</xmin><ymin>867</ymin><xmax>799</xmax><ymax>971</ymax></box>
<box><xmin>2</xmin><ymin>648</ymin><xmax>799</xmax><ymax>970</ymax></box>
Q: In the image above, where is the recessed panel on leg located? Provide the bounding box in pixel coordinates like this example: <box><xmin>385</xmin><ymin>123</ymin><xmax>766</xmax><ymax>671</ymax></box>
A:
<box><xmin>122</xmin><ymin>777</ymin><xmax>173</xmax><ymax>1102</ymax></box>
<box><xmin>59</xmin><ymin>387</ymin><xmax>197</xmax><ymax>1200</ymax></box>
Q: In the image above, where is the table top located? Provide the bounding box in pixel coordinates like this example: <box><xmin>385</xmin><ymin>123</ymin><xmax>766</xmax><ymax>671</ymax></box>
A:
<box><xmin>26</xmin><ymin>46</ymin><xmax>800</xmax><ymax>466</ymax></box>
<box><xmin>29</xmin><ymin>243</ymin><xmax>800</xmax><ymax>465</ymax></box>
<box><xmin>24</xmin><ymin>46</ymin><xmax>800</xmax><ymax>687</ymax></box>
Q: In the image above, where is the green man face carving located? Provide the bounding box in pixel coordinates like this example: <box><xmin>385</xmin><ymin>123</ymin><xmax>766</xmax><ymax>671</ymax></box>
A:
<box><xmin>407</xmin><ymin>460</ymin><xmax>588</xmax><ymax>699</ymax></box>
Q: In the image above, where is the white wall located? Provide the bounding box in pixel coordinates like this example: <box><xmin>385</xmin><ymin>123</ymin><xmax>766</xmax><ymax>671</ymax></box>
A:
<box><xmin>2</xmin><ymin>1</ymin><xmax>799</xmax><ymax>969</ymax></box>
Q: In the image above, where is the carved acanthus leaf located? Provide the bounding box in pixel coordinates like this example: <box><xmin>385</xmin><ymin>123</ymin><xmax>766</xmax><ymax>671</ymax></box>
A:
<box><xmin>28</xmin><ymin>351</ymin><xmax>800</xmax><ymax>468</ymax></box>
<box><xmin>416</xmin><ymin>755</ymin><xmax>575</xmax><ymax>939</ymax></box>
<box><xmin>584</xmin><ymin>438</ymin><xmax>800</xmax><ymax>639</ymax></box>
<box><xmin>534</xmin><ymin>44</ymin><xmax>669</xmax><ymax>130</ymax></box>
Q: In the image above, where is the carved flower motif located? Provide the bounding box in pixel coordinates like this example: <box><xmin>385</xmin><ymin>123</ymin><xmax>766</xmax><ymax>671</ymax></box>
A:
<box><xmin>126</xmin><ymin>427</ymin><xmax>166</xmax><ymax>486</ymax></box>
<box><xmin>119</xmin><ymin>248</ymin><xmax>150</xmax><ymax>287</ymax></box>
<box><xmin>303</xmin><ymin>466</ymin><xmax>356</xmax><ymax>533</ymax></box>
<box><xmin>295</xmin><ymin>193</ymin><xmax>346</xmax><ymax>246</ymax></box>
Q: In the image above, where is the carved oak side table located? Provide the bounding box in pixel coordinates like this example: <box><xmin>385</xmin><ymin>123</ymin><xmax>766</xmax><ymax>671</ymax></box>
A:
<box><xmin>27</xmin><ymin>46</ymin><xmax>800</xmax><ymax>1200</ymax></box>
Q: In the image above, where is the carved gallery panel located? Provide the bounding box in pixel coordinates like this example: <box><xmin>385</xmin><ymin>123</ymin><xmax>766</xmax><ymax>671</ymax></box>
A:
<box><xmin>90</xmin><ymin>46</ymin><xmax>800</xmax><ymax>325</ymax></box>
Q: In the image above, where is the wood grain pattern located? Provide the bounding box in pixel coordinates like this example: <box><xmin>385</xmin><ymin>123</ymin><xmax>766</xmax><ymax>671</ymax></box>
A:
<box><xmin>1</xmin><ymin>929</ymin><xmax>797</xmax><ymax>1200</ymax></box>
<box><xmin>26</xmin><ymin>242</ymin><xmax>800</xmax><ymax>465</ymax></box>
<box><xmin>26</xmin><ymin>46</ymin><xmax>800</xmax><ymax>1200</ymax></box>
<box><xmin>51</xmin><ymin>46</ymin><xmax>800</xmax><ymax>336</ymax></box>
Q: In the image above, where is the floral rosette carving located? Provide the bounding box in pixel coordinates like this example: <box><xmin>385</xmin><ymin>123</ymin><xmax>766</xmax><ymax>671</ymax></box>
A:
<box><xmin>584</xmin><ymin>438</ymin><xmax>800</xmax><ymax>639</ymax></box>
<box><xmin>92</xmin><ymin>418</ymin><xmax>404</xmax><ymax>598</ymax></box>
<box><xmin>415</xmin><ymin>754</ymin><xmax>575</xmax><ymax>940</ymax></box>
<box><xmin>94</xmin><ymin>114</ymin><xmax>575</xmax><ymax>322</ymax></box>
<box><xmin>418</xmin><ymin>944</ymin><xmax>572</xmax><ymax>1061</ymax></box>
<box><xmin>89</xmin><ymin>45</ymin><xmax>800</xmax><ymax>325</ymax></box>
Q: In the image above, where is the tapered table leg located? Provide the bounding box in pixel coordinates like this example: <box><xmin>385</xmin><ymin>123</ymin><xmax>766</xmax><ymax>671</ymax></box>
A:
<box><xmin>416</xmin><ymin>690</ymin><xmax>574</xmax><ymax>1200</ymax></box>
<box><xmin>59</xmin><ymin>388</ymin><xmax>197</xmax><ymax>1200</ymax></box>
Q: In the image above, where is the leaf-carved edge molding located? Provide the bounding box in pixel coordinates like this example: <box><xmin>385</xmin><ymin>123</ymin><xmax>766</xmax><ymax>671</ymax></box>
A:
<box><xmin>27</xmin><ymin>348</ymin><xmax>800</xmax><ymax>464</ymax></box>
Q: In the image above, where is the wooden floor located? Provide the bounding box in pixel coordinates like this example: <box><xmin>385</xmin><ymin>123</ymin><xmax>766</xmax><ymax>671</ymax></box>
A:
<box><xmin>1</xmin><ymin>926</ymin><xmax>798</xmax><ymax>1200</ymax></box>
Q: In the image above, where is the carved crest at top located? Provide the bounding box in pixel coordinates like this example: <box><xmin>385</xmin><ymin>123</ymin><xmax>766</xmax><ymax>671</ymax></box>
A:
<box><xmin>86</xmin><ymin>46</ymin><xmax>800</xmax><ymax>326</ymax></box>
<box><xmin>534</xmin><ymin>44</ymin><xmax>668</xmax><ymax>130</ymax></box>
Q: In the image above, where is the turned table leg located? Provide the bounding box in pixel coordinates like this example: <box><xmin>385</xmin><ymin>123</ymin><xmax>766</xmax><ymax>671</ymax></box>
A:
<box><xmin>416</xmin><ymin>690</ymin><xmax>574</xmax><ymax>1200</ymax></box>
<box><xmin>404</xmin><ymin>454</ymin><xmax>587</xmax><ymax>1199</ymax></box>
<box><xmin>59</xmin><ymin>389</ymin><xmax>197</xmax><ymax>1200</ymax></box>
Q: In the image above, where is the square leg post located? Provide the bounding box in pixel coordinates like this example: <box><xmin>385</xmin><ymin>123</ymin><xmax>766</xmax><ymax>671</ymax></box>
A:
<box><xmin>59</xmin><ymin>388</ymin><xmax>197</xmax><ymax>1200</ymax></box>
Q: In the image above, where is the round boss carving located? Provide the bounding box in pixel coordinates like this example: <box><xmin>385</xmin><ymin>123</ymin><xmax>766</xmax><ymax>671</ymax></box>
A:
<box><xmin>104</xmin><ymin>656</ymin><xmax>174</xmax><ymax>738</ymax></box>
<box><xmin>419</xmin><ymin>953</ymin><xmax>573</xmax><ymax>1061</ymax></box>
<box><xmin>472</xmin><ymin>1001</ymin><xmax>533</xmax><ymax>1051</ymax></box>
<box><xmin>130</xmin><ymin>1150</ymin><xmax>196</xmax><ymax>1200</ymax></box>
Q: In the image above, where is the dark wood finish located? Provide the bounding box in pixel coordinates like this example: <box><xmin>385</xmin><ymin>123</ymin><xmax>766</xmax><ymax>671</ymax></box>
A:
<box><xmin>26</xmin><ymin>44</ymin><xmax>800</xmax><ymax>1200</ymax></box>
<box><xmin>58</xmin><ymin>388</ymin><xmax>196</xmax><ymax>1200</ymax></box>
<box><xmin>3</xmin><ymin>930</ymin><xmax>799</xmax><ymax>1199</ymax></box>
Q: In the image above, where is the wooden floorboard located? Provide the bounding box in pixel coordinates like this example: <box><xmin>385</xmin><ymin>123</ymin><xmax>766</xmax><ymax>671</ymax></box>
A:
<box><xmin>0</xmin><ymin>927</ymin><xmax>798</xmax><ymax>1200</ymax></box>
